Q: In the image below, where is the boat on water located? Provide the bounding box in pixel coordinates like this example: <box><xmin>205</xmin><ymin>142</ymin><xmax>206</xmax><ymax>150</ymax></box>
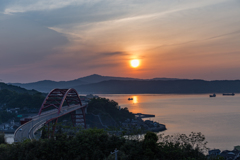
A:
<box><xmin>209</xmin><ymin>93</ymin><xmax>216</xmax><ymax>97</ymax></box>
<box><xmin>223</xmin><ymin>93</ymin><xmax>235</xmax><ymax>96</ymax></box>
<box><xmin>128</xmin><ymin>98</ymin><xmax>133</xmax><ymax>100</ymax></box>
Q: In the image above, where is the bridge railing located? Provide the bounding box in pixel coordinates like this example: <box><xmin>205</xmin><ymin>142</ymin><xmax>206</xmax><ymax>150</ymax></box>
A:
<box><xmin>14</xmin><ymin>120</ymin><xmax>33</xmax><ymax>142</ymax></box>
<box><xmin>29</xmin><ymin>119</ymin><xmax>46</xmax><ymax>140</ymax></box>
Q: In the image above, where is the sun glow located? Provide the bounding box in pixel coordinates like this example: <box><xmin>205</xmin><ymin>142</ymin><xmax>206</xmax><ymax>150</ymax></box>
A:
<box><xmin>130</xmin><ymin>59</ymin><xmax>140</xmax><ymax>68</ymax></box>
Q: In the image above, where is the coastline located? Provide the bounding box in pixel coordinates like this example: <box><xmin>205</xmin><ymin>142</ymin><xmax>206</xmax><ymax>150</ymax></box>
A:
<box><xmin>149</xmin><ymin>124</ymin><xmax>166</xmax><ymax>132</ymax></box>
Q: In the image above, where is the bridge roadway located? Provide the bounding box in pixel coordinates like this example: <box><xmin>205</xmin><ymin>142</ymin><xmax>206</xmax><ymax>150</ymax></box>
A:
<box><xmin>14</xmin><ymin>103</ymin><xmax>87</xmax><ymax>142</ymax></box>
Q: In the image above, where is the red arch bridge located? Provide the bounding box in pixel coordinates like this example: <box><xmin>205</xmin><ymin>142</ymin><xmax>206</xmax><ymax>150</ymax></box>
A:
<box><xmin>14</xmin><ymin>88</ymin><xmax>88</xmax><ymax>142</ymax></box>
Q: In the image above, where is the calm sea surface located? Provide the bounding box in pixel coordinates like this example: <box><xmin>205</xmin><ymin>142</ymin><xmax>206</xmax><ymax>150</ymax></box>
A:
<box><xmin>98</xmin><ymin>94</ymin><xmax>240</xmax><ymax>151</ymax></box>
<box><xmin>6</xmin><ymin>94</ymin><xmax>240</xmax><ymax>151</ymax></box>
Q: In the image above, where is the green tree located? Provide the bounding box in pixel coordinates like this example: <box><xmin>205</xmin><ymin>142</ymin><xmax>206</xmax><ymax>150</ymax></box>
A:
<box><xmin>0</xmin><ymin>132</ymin><xmax>6</xmax><ymax>144</ymax></box>
<box><xmin>0</xmin><ymin>128</ymin><xmax>211</xmax><ymax>160</ymax></box>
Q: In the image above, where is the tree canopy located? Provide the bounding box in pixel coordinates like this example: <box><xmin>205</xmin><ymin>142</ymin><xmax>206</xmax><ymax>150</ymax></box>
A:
<box><xmin>0</xmin><ymin>128</ymin><xmax>213</xmax><ymax>160</ymax></box>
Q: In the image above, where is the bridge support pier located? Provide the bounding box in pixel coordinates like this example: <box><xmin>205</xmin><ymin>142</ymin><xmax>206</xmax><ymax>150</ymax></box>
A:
<box><xmin>71</xmin><ymin>108</ymin><xmax>86</xmax><ymax>129</ymax></box>
<box><xmin>46</xmin><ymin>118</ymin><xmax>58</xmax><ymax>138</ymax></box>
<box><xmin>52</xmin><ymin>118</ymin><xmax>58</xmax><ymax>137</ymax></box>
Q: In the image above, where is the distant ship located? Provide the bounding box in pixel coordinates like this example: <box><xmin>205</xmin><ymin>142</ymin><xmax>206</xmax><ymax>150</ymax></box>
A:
<box><xmin>222</xmin><ymin>93</ymin><xmax>235</xmax><ymax>96</ymax></box>
<box><xmin>128</xmin><ymin>98</ymin><xmax>133</xmax><ymax>100</ymax></box>
<box><xmin>209</xmin><ymin>93</ymin><xmax>216</xmax><ymax>97</ymax></box>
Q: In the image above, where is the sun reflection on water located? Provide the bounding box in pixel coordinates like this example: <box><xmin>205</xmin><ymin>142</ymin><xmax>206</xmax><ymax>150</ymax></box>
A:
<box><xmin>129</xmin><ymin>96</ymin><xmax>141</xmax><ymax>113</ymax></box>
<box><xmin>132</xmin><ymin>96</ymin><xmax>138</xmax><ymax>104</ymax></box>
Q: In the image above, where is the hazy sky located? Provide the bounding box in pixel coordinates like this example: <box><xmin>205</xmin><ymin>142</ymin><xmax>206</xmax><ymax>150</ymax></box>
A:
<box><xmin>0</xmin><ymin>0</ymin><xmax>240</xmax><ymax>83</ymax></box>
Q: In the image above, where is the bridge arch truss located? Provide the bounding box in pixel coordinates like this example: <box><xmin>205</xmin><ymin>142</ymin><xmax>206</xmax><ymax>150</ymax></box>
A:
<box><xmin>38</xmin><ymin>88</ymin><xmax>86</xmax><ymax>136</ymax></box>
<box><xmin>38</xmin><ymin>88</ymin><xmax>82</xmax><ymax>115</ymax></box>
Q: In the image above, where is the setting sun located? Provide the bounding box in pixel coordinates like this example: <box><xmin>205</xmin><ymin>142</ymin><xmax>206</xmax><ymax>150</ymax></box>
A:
<box><xmin>130</xmin><ymin>59</ymin><xmax>140</xmax><ymax>68</ymax></box>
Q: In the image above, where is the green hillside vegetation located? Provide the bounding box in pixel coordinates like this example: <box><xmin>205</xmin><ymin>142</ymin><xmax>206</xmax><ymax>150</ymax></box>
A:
<box><xmin>0</xmin><ymin>111</ymin><xmax>15</xmax><ymax>124</ymax></box>
<box><xmin>0</xmin><ymin>87</ymin><xmax>45</xmax><ymax>123</ymax></box>
<box><xmin>87</xmin><ymin>98</ymin><xmax>135</xmax><ymax>127</ymax></box>
<box><xmin>0</xmin><ymin>129</ymin><xmax>216</xmax><ymax>160</ymax></box>
<box><xmin>0</xmin><ymin>82</ymin><xmax>39</xmax><ymax>94</ymax></box>
<box><xmin>0</xmin><ymin>89</ymin><xmax>44</xmax><ymax>110</ymax></box>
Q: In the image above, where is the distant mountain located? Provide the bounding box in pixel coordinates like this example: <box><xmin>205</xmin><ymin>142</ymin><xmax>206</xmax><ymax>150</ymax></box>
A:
<box><xmin>9</xmin><ymin>74</ymin><xmax>240</xmax><ymax>94</ymax></box>
<box><xmin>14</xmin><ymin>74</ymin><xmax>236</xmax><ymax>94</ymax></box>
<box><xmin>76</xmin><ymin>74</ymin><xmax>139</xmax><ymax>83</ymax></box>
<box><xmin>150</xmin><ymin>78</ymin><xmax>186</xmax><ymax>81</ymax></box>
<box><xmin>11</xmin><ymin>74</ymin><xmax>139</xmax><ymax>93</ymax></box>
<box><xmin>74</xmin><ymin>79</ymin><xmax>240</xmax><ymax>94</ymax></box>
<box><xmin>12</xmin><ymin>79</ymin><xmax>87</xmax><ymax>93</ymax></box>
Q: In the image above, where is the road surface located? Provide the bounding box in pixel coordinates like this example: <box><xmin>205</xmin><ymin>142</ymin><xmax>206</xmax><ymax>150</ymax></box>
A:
<box><xmin>14</xmin><ymin>103</ymin><xmax>87</xmax><ymax>142</ymax></box>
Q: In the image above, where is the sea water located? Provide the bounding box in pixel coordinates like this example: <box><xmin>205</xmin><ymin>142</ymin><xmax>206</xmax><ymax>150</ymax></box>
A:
<box><xmin>99</xmin><ymin>94</ymin><xmax>240</xmax><ymax>151</ymax></box>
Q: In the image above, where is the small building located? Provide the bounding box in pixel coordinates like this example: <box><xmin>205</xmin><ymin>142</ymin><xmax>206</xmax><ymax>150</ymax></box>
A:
<box><xmin>131</xmin><ymin>119</ymin><xmax>138</xmax><ymax>123</ymax></box>
<box><xmin>220</xmin><ymin>150</ymin><xmax>239</xmax><ymax>160</ymax></box>
<box><xmin>145</xmin><ymin>120</ymin><xmax>153</xmax><ymax>124</ymax></box>
<box><xmin>86</xmin><ymin>94</ymin><xmax>99</xmax><ymax>99</ymax></box>
<box><xmin>28</xmin><ymin>108</ymin><xmax>38</xmax><ymax>113</ymax></box>
<box><xmin>125</xmin><ymin>119</ymin><xmax>130</xmax><ymax>123</ymax></box>
<box><xmin>208</xmin><ymin>149</ymin><xmax>221</xmax><ymax>156</ymax></box>
<box><xmin>153</xmin><ymin>122</ymin><xmax>159</xmax><ymax>127</ymax></box>
<box><xmin>234</xmin><ymin>146</ymin><xmax>240</xmax><ymax>151</ymax></box>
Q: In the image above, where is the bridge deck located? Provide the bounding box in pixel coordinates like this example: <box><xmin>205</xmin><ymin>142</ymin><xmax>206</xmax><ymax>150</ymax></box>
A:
<box><xmin>14</xmin><ymin>103</ymin><xmax>87</xmax><ymax>142</ymax></box>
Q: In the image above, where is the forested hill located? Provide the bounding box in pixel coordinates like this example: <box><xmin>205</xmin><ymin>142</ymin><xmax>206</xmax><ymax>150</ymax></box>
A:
<box><xmin>0</xmin><ymin>82</ymin><xmax>39</xmax><ymax>94</ymax></box>
<box><xmin>0</xmin><ymin>83</ymin><xmax>45</xmax><ymax>123</ymax></box>
<box><xmin>75</xmin><ymin>79</ymin><xmax>240</xmax><ymax>94</ymax></box>
<box><xmin>0</xmin><ymin>83</ymin><xmax>45</xmax><ymax>109</ymax></box>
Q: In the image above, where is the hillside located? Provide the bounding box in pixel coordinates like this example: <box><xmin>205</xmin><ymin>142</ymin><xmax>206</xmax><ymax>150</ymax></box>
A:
<box><xmin>86</xmin><ymin>97</ymin><xmax>135</xmax><ymax>128</ymax></box>
<box><xmin>0</xmin><ymin>82</ymin><xmax>39</xmax><ymax>94</ymax></box>
<box><xmin>0</xmin><ymin>83</ymin><xmax>45</xmax><ymax>123</ymax></box>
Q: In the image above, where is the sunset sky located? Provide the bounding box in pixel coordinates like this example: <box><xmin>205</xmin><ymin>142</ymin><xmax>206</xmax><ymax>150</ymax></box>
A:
<box><xmin>0</xmin><ymin>0</ymin><xmax>240</xmax><ymax>83</ymax></box>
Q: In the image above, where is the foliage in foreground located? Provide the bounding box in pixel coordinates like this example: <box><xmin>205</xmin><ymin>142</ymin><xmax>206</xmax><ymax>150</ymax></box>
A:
<box><xmin>0</xmin><ymin>132</ymin><xmax>6</xmax><ymax>145</ymax></box>
<box><xmin>0</xmin><ymin>128</ymin><xmax>215</xmax><ymax>160</ymax></box>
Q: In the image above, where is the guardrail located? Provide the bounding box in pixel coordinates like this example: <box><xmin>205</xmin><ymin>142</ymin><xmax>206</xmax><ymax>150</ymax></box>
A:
<box><xmin>28</xmin><ymin>105</ymin><xmax>81</xmax><ymax>140</ymax></box>
<box><xmin>32</xmin><ymin>121</ymin><xmax>46</xmax><ymax>139</ymax></box>
<box><xmin>14</xmin><ymin>104</ymin><xmax>87</xmax><ymax>142</ymax></box>
<box><xmin>14</xmin><ymin>120</ymin><xmax>32</xmax><ymax>142</ymax></box>
<box><xmin>14</xmin><ymin>110</ymin><xmax>59</xmax><ymax>142</ymax></box>
<box><xmin>29</xmin><ymin>119</ymin><xmax>46</xmax><ymax>140</ymax></box>
<box><xmin>29</xmin><ymin>105</ymin><xmax>83</xmax><ymax>140</ymax></box>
